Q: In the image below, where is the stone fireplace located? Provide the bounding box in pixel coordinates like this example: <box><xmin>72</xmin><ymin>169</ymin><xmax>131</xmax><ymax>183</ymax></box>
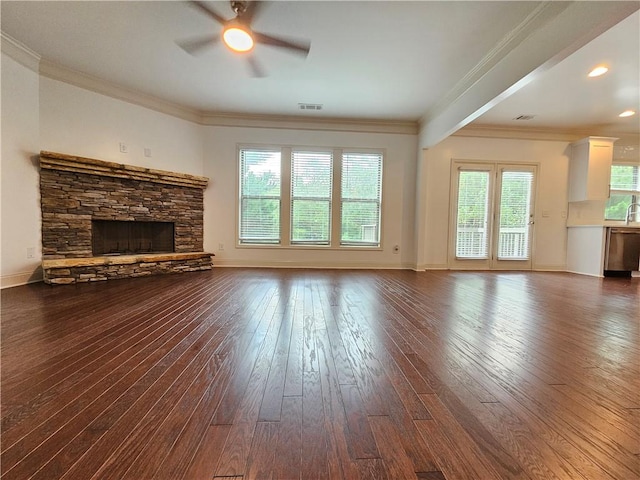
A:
<box><xmin>39</xmin><ymin>151</ymin><xmax>213</xmax><ymax>284</ymax></box>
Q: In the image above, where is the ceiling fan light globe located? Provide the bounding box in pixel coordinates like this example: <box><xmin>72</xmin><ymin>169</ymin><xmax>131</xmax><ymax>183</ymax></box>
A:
<box><xmin>223</xmin><ymin>26</ymin><xmax>254</xmax><ymax>52</ymax></box>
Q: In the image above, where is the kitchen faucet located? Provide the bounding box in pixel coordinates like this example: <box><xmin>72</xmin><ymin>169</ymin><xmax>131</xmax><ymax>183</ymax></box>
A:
<box><xmin>626</xmin><ymin>203</ymin><xmax>640</xmax><ymax>224</ymax></box>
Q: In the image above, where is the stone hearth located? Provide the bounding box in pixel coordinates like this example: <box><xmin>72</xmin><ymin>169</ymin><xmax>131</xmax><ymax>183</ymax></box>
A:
<box><xmin>39</xmin><ymin>151</ymin><xmax>213</xmax><ymax>284</ymax></box>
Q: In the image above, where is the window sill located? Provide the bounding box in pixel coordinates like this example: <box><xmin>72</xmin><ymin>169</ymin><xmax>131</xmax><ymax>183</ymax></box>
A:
<box><xmin>236</xmin><ymin>243</ymin><xmax>383</xmax><ymax>252</ymax></box>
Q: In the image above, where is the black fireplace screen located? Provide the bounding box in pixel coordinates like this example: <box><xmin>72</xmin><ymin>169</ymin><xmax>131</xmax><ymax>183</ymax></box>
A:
<box><xmin>92</xmin><ymin>220</ymin><xmax>175</xmax><ymax>256</ymax></box>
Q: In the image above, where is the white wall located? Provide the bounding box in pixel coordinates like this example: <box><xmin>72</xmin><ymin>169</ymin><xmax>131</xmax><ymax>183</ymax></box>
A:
<box><xmin>1</xmin><ymin>53</ymin><xmax>42</xmax><ymax>287</ymax></box>
<box><xmin>202</xmin><ymin>126</ymin><xmax>417</xmax><ymax>269</ymax></box>
<box><xmin>39</xmin><ymin>77</ymin><xmax>204</xmax><ymax>176</ymax></box>
<box><xmin>416</xmin><ymin>135</ymin><xmax>570</xmax><ymax>271</ymax></box>
<box><xmin>0</xmin><ymin>55</ymin><xmax>588</xmax><ymax>284</ymax></box>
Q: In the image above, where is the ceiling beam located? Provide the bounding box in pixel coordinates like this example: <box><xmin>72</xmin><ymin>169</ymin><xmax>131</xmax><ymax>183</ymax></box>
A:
<box><xmin>419</xmin><ymin>1</ymin><xmax>640</xmax><ymax>149</ymax></box>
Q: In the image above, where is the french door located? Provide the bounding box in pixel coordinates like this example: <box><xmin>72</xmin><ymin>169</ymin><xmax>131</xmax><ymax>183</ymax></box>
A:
<box><xmin>449</xmin><ymin>162</ymin><xmax>536</xmax><ymax>270</ymax></box>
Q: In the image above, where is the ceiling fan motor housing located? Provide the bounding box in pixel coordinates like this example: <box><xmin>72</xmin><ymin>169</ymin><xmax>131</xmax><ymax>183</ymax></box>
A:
<box><xmin>230</xmin><ymin>1</ymin><xmax>248</xmax><ymax>16</ymax></box>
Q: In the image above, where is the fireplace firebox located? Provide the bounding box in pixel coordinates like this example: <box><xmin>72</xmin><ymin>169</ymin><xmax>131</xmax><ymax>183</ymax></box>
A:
<box><xmin>92</xmin><ymin>220</ymin><xmax>175</xmax><ymax>256</ymax></box>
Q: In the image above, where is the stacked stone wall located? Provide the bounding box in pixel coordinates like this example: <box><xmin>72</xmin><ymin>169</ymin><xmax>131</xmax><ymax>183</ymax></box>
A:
<box><xmin>39</xmin><ymin>151</ymin><xmax>211</xmax><ymax>284</ymax></box>
<box><xmin>40</xmin><ymin>169</ymin><xmax>204</xmax><ymax>259</ymax></box>
<box><xmin>43</xmin><ymin>254</ymin><xmax>213</xmax><ymax>285</ymax></box>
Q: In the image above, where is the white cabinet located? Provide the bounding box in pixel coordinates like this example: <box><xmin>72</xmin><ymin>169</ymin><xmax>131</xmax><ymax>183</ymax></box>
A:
<box><xmin>568</xmin><ymin>137</ymin><xmax>616</xmax><ymax>202</ymax></box>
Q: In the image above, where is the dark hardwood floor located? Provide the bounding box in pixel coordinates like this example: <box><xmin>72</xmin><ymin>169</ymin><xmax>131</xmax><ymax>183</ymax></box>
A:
<box><xmin>1</xmin><ymin>268</ymin><xmax>638</xmax><ymax>479</ymax></box>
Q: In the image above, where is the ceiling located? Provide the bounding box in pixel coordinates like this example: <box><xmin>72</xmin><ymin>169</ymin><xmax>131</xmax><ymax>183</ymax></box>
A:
<box><xmin>2</xmin><ymin>1</ymin><xmax>639</xmax><ymax>141</ymax></box>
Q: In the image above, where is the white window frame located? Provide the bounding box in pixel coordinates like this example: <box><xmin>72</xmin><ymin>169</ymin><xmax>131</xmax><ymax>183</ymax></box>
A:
<box><xmin>605</xmin><ymin>163</ymin><xmax>640</xmax><ymax>222</ymax></box>
<box><xmin>238</xmin><ymin>147</ymin><xmax>282</xmax><ymax>245</ymax></box>
<box><xmin>290</xmin><ymin>150</ymin><xmax>333</xmax><ymax>245</ymax></box>
<box><xmin>237</xmin><ymin>145</ymin><xmax>384</xmax><ymax>249</ymax></box>
<box><xmin>340</xmin><ymin>151</ymin><xmax>383</xmax><ymax>247</ymax></box>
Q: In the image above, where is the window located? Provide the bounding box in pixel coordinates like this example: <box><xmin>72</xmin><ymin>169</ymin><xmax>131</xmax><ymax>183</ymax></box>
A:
<box><xmin>341</xmin><ymin>152</ymin><xmax>383</xmax><ymax>246</ymax></box>
<box><xmin>239</xmin><ymin>149</ymin><xmax>281</xmax><ymax>244</ymax></box>
<box><xmin>605</xmin><ymin>164</ymin><xmax>640</xmax><ymax>221</ymax></box>
<box><xmin>238</xmin><ymin>146</ymin><xmax>384</xmax><ymax>248</ymax></box>
<box><xmin>291</xmin><ymin>151</ymin><xmax>333</xmax><ymax>244</ymax></box>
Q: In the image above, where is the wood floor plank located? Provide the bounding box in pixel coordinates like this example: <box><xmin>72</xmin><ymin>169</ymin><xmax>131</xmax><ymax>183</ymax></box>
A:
<box><xmin>245</xmin><ymin>421</ymin><xmax>280</xmax><ymax>479</ymax></box>
<box><xmin>356</xmin><ymin>458</ymin><xmax>389</xmax><ymax>479</ymax></box>
<box><xmin>273</xmin><ymin>396</ymin><xmax>303</xmax><ymax>480</ymax></box>
<box><xmin>415</xmin><ymin>395</ymin><xmax>506</xmax><ymax>480</ymax></box>
<box><xmin>181</xmin><ymin>424</ymin><xmax>231</xmax><ymax>480</ymax></box>
<box><xmin>283</xmin><ymin>280</ymin><xmax>304</xmax><ymax>397</ymax></box>
<box><xmin>338</xmin><ymin>384</ymin><xmax>378</xmax><ymax>459</ymax></box>
<box><xmin>481</xmin><ymin>400</ymin><xmax>593</xmax><ymax>480</ymax></box>
<box><xmin>315</xmin><ymin>327</ymin><xmax>362</xmax><ymax>479</ymax></box>
<box><xmin>369</xmin><ymin>415</ymin><xmax>420</xmax><ymax>479</ymax></box>
<box><xmin>214</xmin><ymin>288</ymin><xmax>283</xmax><ymax>478</ymax></box>
<box><xmin>301</xmin><ymin>371</ymin><xmax>329</xmax><ymax>479</ymax></box>
<box><xmin>1</xmin><ymin>269</ymin><xmax>637</xmax><ymax>479</ymax></box>
<box><xmin>257</xmin><ymin>310</ymin><xmax>293</xmax><ymax>422</ymax></box>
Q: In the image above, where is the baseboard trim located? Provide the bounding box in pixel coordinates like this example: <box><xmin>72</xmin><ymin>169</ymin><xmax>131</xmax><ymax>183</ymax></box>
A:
<box><xmin>565</xmin><ymin>270</ymin><xmax>604</xmax><ymax>278</ymax></box>
<box><xmin>1</xmin><ymin>269</ymin><xmax>44</xmax><ymax>289</ymax></box>
<box><xmin>423</xmin><ymin>264</ymin><xmax>449</xmax><ymax>270</ymax></box>
<box><xmin>213</xmin><ymin>259</ymin><xmax>410</xmax><ymax>270</ymax></box>
<box><xmin>532</xmin><ymin>264</ymin><xmax>567</xmax><ymax>272</ymax></box>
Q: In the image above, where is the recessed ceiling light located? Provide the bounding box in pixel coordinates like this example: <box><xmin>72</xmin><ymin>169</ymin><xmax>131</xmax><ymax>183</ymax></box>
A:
<box><xmin>619</xmin><ymin>110</ymin><xmax>636</xmax><ymax>117</ymax></box>
<box><xmin>588</xmin><ymin>66</ymin><xmax>608</xmax><ymax>77</ymax></box>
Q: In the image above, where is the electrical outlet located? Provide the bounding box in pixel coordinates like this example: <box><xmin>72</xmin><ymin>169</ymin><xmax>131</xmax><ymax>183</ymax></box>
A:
<box><xmin>26</xmin><ymin>247</ymin><xmax>35</xmax><ymax>259</ymax></box>
<box><xmin>144</xmin><ymin>148</ymin><xmax>152</xmax><ymax>158</ymax></box>
<box><xmin>218</xmin><ymin>243</ymin><xmax>224</xmax><ymax>251</ymax></box>
<box><xmin>119</xmin><ymin>142</ymin><xmax>128</xmax><ymax>154</ymax></box>
<box><xmin>393</xmin><ymin>244</ymin><xmax>400</xmax><ymax>254</ymax></box>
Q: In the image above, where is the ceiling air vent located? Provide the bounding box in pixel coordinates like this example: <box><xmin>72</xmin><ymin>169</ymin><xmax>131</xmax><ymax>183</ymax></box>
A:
<box><xmin>298</xmin><ymin>103</ymin><xmax>323</xmax><ymax>111</ymax></box>
<box><xmin>513</xmin><ymin>114</ymin><xmax>536</xmax><ymax>121</ymax></box>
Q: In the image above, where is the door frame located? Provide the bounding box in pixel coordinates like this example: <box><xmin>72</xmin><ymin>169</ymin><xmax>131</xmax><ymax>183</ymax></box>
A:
<box><xmin>447</xmin><ymin>160</ymin><xmax>538</xmax><ymax>270</ymax></box>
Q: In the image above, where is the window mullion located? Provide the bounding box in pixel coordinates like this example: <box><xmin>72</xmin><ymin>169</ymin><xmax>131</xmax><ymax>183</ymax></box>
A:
<box><xmin>331</xmin><ymin>148</ymin><xmax>342</xmax><ymax>247</ymax></box>
<box><xmin>281</xmin><ymin>147</ymin><xmax>292</xmax><ymax>247</ymax></box>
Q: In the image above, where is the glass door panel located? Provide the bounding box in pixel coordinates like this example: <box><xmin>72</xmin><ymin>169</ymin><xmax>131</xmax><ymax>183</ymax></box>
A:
<box><xmin>456</xmin><ymin>170</ymin><xmax>490</xmax><ymax>259</ymax></box>
<box><xmin>449</xmin><ymin>162</ymin><xmax>536</xmax><ymax>270</ymax></box>
<box><xmin>449</xmin><ymin>165</ymin><xmax>495</xmax><ymax>269</ymax></box>
<box><xmin>493</xmin><ymin>167</ymin><xmax>535</xmax><ymax>269</ymax></box>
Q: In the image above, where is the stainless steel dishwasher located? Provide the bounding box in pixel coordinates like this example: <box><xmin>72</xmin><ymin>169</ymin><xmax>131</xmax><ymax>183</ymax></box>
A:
<box><xmin>604</xmin><ymin>227</ymin><xmax>640</xmax><ymax>276</ymax></box>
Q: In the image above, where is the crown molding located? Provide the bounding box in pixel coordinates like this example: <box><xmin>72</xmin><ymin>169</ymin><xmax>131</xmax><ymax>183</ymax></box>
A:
<box><xmin>1</xmin><ymin>32</ymin><xmax>40</xmax><ymax>73</ymax></box>
<box><xmin>36</xmin><ymin>58</ymin><xmax>418</xmax><ymax>135</ymax></box>
<box><xmin>454</xmin><ymin>124</ymin><xmax>588</xmax><ymax>142</ymax></box>
<box><xmin>201</xmin><ymin>111</ymin><xmax>418</xmax><ymax>135</ymax></box>
<box><xmin>455</xmin><ymin>124</ymin><xmax>639</xmax><ymax>145</ymax></box>
<box><xmin>38</xmin><ymin>59</ymin><xmax>203</xmax><ymax>124</ymax></box>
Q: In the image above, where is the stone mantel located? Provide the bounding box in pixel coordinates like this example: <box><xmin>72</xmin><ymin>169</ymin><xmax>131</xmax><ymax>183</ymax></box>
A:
<box><xmin>40</xmin><ymin>151</ymin><xmax>208</xmax><ymax>189</ymax></box>
<box><xmin>42</xmin><ymin>252</ymin><xmax>213</xmax><ymax>269</ymax></box>
<box><xmin>42</xmin><ymin>252</ymin><xmax>214</xmax><ymax>284</ymax></box>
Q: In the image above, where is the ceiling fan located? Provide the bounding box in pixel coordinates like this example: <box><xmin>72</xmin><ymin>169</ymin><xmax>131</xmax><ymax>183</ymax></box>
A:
<box><xmin>178</xmin><ymin>0</ymin><xmax>311</xmax><ymax>77</ymax></box>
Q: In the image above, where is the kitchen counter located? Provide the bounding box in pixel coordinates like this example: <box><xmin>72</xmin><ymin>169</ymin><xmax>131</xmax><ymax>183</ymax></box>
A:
<box><xmin>566</xmin><ymin>222</ymin><xmax>640</xmax><ymax>228</ymax></box>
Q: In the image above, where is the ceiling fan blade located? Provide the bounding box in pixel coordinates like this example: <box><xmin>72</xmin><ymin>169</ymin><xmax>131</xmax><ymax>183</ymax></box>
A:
<box><xmin>247</xmin><ymin>55</ymin><xmax>267</xmax><ymax>77</ymax></box>
<box><xmin>189</xmin><ymin>1</ymin><xmax>227</xmax><ymax>25</ymax></box>
<box><xmin>253</xmin><ymin>31</ymin><xmax>311</xmax><ymax>56</ymax></box>
<box><xmin>177</xmin><ymin>35</ymin><xmax>220</xmax><ymax>55</ymax></box>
